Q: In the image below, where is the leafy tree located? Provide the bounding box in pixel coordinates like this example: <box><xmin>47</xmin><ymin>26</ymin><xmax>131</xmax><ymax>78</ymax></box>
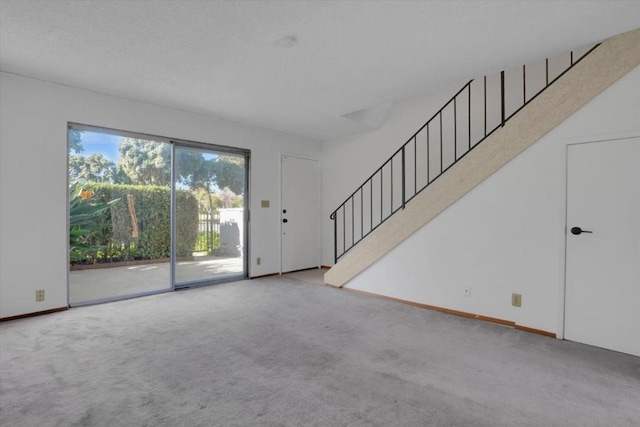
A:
<box><xmin>69</xmin><ymin>155</ymin><xmax>85</xmax><ymax>181</ymax></box>
<box><xmin>215</xmin><ymin>156</ymin><xmax>244</xmax><ymax>195</ymax></box>
<box><xmin>193</xmin><ymin>187</ymin><xmax>221</xmax><ymax>211</ymax></box>
<box><xmin>217</xmin><ymin>187</ymin><xmax>243</xmax><ymax>208</ymax></box>
<box><xmin>176</xmin><ymin>151</ymin><xmax>218</xmax><ymax>211</ymax></box>
<box><xmin>73</xmin><ymin>136</ymin><xmax>244</xmax><ymax>206</ymax></box>
<box><xmin>229</xmin><ymin>195</ymin><xmax>244</xmax><ymax>208</ymax></box>
<box><xmin>117</xmin><ymin>138</ymin><xmax>171</xmax><ymax>186</ymax></box>
<box><xmin>69</xmin><ymin>129</ymin><xmax>84</xmax><ymax>154</ymax></box>
<box><xmin>69</xmin><ymin>153</ymin><xmax>116</xmax><ymax>183</ymax></box>
<box><xmin>175</xmin><ymin>153</ymin><xmax>244</xmax><ymax>208</ymax></box>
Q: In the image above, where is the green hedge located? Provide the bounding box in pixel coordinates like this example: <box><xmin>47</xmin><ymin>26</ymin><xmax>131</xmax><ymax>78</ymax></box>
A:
<box><xmin>73</xmin><ymin>183</ymin><xmax>198</xmax><ymax>264</ymax></box>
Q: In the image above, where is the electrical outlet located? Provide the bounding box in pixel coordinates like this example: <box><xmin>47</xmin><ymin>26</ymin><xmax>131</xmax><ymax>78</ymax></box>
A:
<box><xmin>512</xmin><ymin>293</ymin><xmax>522</xmax><ymax>307</ymax></box>
<box><xmin>256</xmin><ymin>257</ymin><xmax>261</xmax><ymax>265</ymax></box>
<box><xmin>463</xmin><ymin>287</ymin><xmax>471</xmax><ymax>297</ymax></box>
<box><xmin>35</xmin><ymin>290</ymin><xmax>45</xmax><ymax>302</ymax></box>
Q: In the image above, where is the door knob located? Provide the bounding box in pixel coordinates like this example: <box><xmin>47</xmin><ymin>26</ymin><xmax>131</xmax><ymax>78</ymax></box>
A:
<box><xmin>570</xmin><ymin>226</ymin><xmax>592</xmax><ymax>235</ymax></box>
<box><xmin>282</xmin><ymin>219</ymin><xmax>288</xmax><ymax>223</ymax></box>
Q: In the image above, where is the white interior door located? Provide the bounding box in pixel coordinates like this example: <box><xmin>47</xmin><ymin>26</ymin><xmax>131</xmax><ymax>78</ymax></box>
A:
<box><xmin>565</xmin><ymin>138</ymin><xmax>640</xmax><ymax>356</ymax></box>
<box><xmin>281</xmin><ymin>155</ymin><xmax>320</xmax><ymax>273</ymax></box>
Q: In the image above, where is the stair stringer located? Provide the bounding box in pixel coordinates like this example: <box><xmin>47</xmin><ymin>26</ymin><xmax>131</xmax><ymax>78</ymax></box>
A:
<box><xmin>325</xmin><ymin>27</ymin><xmax>640</xmax><ymax>288</ymax></box>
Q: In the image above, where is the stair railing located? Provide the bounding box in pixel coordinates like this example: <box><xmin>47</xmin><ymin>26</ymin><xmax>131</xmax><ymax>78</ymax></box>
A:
<box><xmin>330</xmin><ymin>44</ymin><xmax>599</xmax><ymax>263</ymax></box>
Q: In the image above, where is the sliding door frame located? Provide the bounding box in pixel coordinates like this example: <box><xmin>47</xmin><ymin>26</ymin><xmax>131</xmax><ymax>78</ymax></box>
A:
<box><xmin>67</xmin><ymin>123</ymin><xmax>250</xmax><ymax>306</ymax></box>
<box><xmin>171</xmin><ymin>138</ymin><xmax>250</xmax><ymax>289</ymax></box>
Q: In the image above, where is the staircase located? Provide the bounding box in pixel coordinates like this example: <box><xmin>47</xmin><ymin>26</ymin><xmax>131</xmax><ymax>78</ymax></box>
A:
<box><xmin>326</xmin><ymin>28</ymin><xmax>640</xmax><ymax>288</ymax></box>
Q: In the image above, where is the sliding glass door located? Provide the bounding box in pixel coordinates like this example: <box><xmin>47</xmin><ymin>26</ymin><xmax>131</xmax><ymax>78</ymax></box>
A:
<box><xmin>68</xmin><ymin>128</ymin><xmax>173</xmax><ymax>304</ymax></box>
<box><xmin>68</xmin><ymin>125</ymin><xmax>248</xmax><ymax>305</ymax></box>
<box><xmin>174</xmin><ymin>145</ymin><xmax>246</xmax><ymax>286</ymax></box>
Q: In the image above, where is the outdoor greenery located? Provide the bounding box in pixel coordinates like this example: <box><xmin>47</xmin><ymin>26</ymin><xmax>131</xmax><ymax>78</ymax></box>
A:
<box><xmin>194</xmin><ymin>230</ymin><xmax>220</xmax><ymax>253</ymax></box>
<box><xmin>69</xmin><ymin>181</ymin><xmax>120</xmax><ymax>262</ymax></box>
<box><xmin>69</xmin><ymin>135</ymin><xmax>244</xmax><ymax>193</ymax></box>
<box><xmin>69</xmin><ymin>153</ymin><xmax>117</xmax><ymax>183</ymax></box>
<box><xmin>69</xmin><ymin>130</ymin><xmax>243</xmax><ymax>265</ymax></box>
<box><xmin>71</xmin><ymin>183</ymin><xmax>198</xmax><ymax>264</ymax></box>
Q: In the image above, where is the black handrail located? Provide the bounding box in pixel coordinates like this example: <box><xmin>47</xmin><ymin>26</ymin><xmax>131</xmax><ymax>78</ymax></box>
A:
<box><xmin>330</xmin><ymin>44</ymin><xmax>600</xmax><ymax>263</ymax></box>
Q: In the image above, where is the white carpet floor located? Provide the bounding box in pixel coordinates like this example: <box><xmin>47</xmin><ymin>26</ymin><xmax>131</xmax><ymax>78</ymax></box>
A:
<box><xmin>1</xmin><ymin>274</ymin><xmax>639</xmax><ymax>426</ymax></box>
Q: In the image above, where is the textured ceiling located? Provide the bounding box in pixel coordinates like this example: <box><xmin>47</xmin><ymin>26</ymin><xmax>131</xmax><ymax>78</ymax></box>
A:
<box><xmin>1</xmin><ymin>0</ymin><xmax>638</xmax><ymax>141</ymax></box>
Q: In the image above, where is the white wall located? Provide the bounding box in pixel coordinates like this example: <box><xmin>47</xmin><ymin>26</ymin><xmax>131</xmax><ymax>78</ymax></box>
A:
<box><xmin>322</xmin><ymin>83</ymin><xmax>461</xmax><ymax>265</ymax></box>
<box><xmin>0</xmin><ymin>72</ymin><xmax>321</xmax><ymax>318</ymax></box>
<box><xmin>321</xmin><ymin>48</ymin><xmax>588</xmax><ymax>265</ymax></box>
<box><xmin>341</xmin><ymin>65</ymin><xmax>640</xmax><ymax>334</ymax></box>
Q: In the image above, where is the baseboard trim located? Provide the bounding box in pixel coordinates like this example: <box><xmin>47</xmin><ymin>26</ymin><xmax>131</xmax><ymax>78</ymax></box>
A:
<box><xmin>0</xmin><ymin>306</ymin><xmax>68</xmax><ymax>322</ymax></box>
<box><xmin>342</xmin><ymin>288</ymin><xmax>556</xmax><ymax>338</ymax></box>
<box><xmin>514</xmin><ymin>324</ymin><xmax>556</xmax><ymax>338</ymax></box>
<box><xmin>250</xmin><ymin>272</ymin><xmax>280</xmax><ymax>279</ymax></box>
<box><xmin>253</xmin><ymin>267</ymin><xmax>329</xmax><ymax>279</ymax></box>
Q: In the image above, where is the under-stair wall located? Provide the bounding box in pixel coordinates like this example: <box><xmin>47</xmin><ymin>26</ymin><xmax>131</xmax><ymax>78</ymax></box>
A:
<box><xmin>324</xmin><ymin>28</ymin><xmax>640</xmax><ymax>294</ymax></box>
<box><xmin>344</xmin><ymin>64</ymin><xmax>639</xmax><ymax>335</ymax></box>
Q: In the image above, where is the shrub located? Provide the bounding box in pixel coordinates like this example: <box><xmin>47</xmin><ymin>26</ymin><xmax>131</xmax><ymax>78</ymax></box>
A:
<box><xmin>194</xmin><ymin>230</ymin><xmax>220</xmax><ymax>254</ymax></box>
<box><xmin>71</xmin><ymin>183</ymin><xmax>198</xmax><ymax>264</ymax></box>
<box><xmin>69</xmin><ymin>181</ymin><xmax>120</xmax><ymax>262</ymax></box>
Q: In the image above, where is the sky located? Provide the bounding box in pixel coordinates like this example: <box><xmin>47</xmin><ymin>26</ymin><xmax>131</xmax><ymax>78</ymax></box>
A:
<box><xmin>75</xmin><ymin>130</ymin><xmax>122</xmax><ymax>162</ymax></box>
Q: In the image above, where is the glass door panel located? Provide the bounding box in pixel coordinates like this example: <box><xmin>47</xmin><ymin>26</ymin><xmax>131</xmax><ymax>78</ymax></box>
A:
<box><xmin>68</xmin><ymin>128</ymin><xmax>172</xmax><ymax>304</ymax></box>
<box><xmin>174</xmin><ymin>146</ymin><xmax>246</xmax><ymax>286</ymax></box>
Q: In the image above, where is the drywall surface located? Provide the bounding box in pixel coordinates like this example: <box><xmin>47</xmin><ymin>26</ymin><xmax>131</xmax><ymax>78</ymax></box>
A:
<box><xmin>0</xmin><ymin>72</ymin><xmax>320</xmax><ymax>318</ymax></box>
<box><xmin>322</xmin><ymin>83</ymin><xmax>460</xmax><ymax>265</ymax></box>
<box><xmin>322</xmin><ymin>43</ymin><xmax>601</xmax><ymax>267</ymax></box>
<box><xmin>344</xmin><ymin>64</ymin><xmax>640</xmax><ymax>334</ymax></box>
<box><xmin>325</xmin><ymin>28</ymin><xmax>640</xmax><ymax>287</ymax></box>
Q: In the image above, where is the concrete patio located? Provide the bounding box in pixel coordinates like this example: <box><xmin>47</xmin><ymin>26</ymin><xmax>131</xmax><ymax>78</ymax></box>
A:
<box><xmin>69</xmin><ymin>256</ymin><xmax>243</xmax><ymax>304</ymax></box>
